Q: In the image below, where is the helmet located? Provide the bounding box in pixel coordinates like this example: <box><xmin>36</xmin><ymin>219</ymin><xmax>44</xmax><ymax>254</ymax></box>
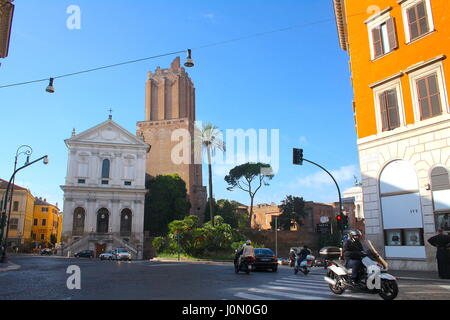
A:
<box><xmin>348</xmin><ymin>229</ymin><xmax>362</xmax><ymax>241</ymax></box>
<box><xmin>245</xmin><ymin>240</ymin><xmax>252</xmax><ymax>245</ymax></box>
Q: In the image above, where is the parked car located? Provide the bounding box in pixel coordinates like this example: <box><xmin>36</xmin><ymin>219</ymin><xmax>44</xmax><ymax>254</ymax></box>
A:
<box><xmin>74</xmin><ymin>250</ymin><xmax>94</xmax><ymax>259</ymax></box>
<box><xmin>40</xmin><ymin>248</ymin><xmax>53</xmax><ymax>255</ymax></box>
<box><xmin>99</xmin><ymin>251</ymin><xmax>114</xmax><ymax>260</ymax></box>
<box><xmin>112</xmin><ymin>248</ymin><xmax>132</xmax><ymax>261</ymax></box>
<box><xmin>254</xmin><ymin>248</ymin><xmax>278</xmax><ymax>272</ymax></box>
<box><xmin>277</xmin><ymin>257</ymin><xmax>290</xmax><ymax>266</ymax></box>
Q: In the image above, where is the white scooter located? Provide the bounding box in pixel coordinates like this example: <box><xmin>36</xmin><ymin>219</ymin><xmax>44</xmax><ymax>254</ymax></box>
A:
<box><xmin>323</xmin><ymin>240</ymin><xmax>399</xmax><ymax>300</ymax></box>
<box><xmin>294</xmin><ymin>254</ymin><xmax>315</xmax><ymax>275</ymax></box>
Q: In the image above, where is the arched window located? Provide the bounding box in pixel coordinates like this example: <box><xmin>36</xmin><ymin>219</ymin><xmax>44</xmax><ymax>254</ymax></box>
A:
<box><xmin>101</xmin><ymin>159</ymin><xmax>110</xmax><ymax>179</ymax></box>
<box><xmin>96</xmin><ymin>208</ymin><xmax>109</xmax><ymax>233</ymax></box>
<box><xmin>73</xmin><ymin>207</ymin><xmax>85</xmax><ymax>236</ymax></box>
<box><xmin>379</xmin><ymin>160</ymin><xmax>425</xmax><ymax>257</ymax></box>
<box><xmin>431</xmin><ymin>166</ymin><xmax>450</xmax><ymax>232</ymax></box>
<box><xmin>120</xmin><ymin>209</ymin><xmax>132</xmax><ymax>236</ymax></box>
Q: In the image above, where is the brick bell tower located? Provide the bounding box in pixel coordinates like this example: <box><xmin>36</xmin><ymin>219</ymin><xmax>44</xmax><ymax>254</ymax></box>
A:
<box><xmin>136</xmin><ymin>57</ymin><xmax>207</xmax><ymax>219</ymax></box>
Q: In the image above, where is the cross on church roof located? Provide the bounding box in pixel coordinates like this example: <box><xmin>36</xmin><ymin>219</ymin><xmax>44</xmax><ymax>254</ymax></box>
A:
<box><xmin>108</xmin><ymin>108</ymin><xmax>113</xmax><ymax>120</ymax></box>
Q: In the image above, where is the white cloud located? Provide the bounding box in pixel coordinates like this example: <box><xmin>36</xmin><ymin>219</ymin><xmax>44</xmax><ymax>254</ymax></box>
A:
<box><xmin>296</xmin><ymin>164</ymin><xmax>358</xmax><ymax>188</ymax></box>
<box><xmin>202</xmin><ymin>13</ymin><xmax>216</xmax><ymax>23</ymax></box>
<box><xmin>299</xmin><ymin>136</ymin><xmax>308</xmax><ymax>146</ymax></box>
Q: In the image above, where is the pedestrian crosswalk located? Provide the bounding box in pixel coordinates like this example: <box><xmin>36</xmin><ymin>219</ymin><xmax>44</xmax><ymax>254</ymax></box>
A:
<box><xmin>233</xmin><ymin>270</ymin><xmax>382</xmax><ymax>300</ymax></box>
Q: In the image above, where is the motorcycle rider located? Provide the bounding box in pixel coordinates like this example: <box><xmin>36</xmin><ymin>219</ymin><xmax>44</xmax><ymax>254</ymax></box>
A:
<box><xmin>296</xmin><ymin>245</ymin><xmax>311</xmax><ymax>267</ymax></box>
<box><xmin>289</xmin><ymin>248</ymin><xmax>297</xmax><ymax>267</ymax></box>
<box><xmin>236</xmin><ymin>240</ymin><xmax>255</xmax><ymax>267</ymax></box>
<box><xmin>343</xmin><ymin>229</ymin><xmax>364</xmax><ymax>287</ymax></box>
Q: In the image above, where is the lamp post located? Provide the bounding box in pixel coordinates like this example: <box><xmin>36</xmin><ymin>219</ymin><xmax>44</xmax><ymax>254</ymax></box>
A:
<box><xmin>0</xmin><ymin>148</ymin><xmax>48</xmax><ymax>263</ymax></box>
<box><xmin>5</xmin><ymin>145</ymin><xmax>32</xmax><ymax>250</ymax></box>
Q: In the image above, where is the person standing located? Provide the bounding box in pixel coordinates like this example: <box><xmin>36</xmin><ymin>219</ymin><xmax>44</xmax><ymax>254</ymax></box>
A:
<box><xmin>428</xmin><ymin>229</ymin><xmax>450</xmax><ymax>279</ymax></box>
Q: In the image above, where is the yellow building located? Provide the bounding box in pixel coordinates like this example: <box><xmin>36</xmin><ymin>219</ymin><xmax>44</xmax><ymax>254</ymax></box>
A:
<box><xmin>334</xmin><ymin>0</ymin><xmax>450</xmax><ymax>270</ymax></box>
<box><xmin>32</xmin><ymin>198</ymin><xmax>63</xmax><ymax>246</ymax></box>
<box><xmin>0</xmin><ymin>178</ymin><xmax>35</xmax><ymax>247</ymax></box>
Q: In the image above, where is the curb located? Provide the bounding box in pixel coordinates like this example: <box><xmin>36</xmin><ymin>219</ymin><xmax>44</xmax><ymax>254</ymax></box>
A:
<box><xmin>0</xmin><ymin>261</ymin><xmax>21</xmax><ymax>272</ymax></box>
<box><xmin>151</xmin><ymin>258</ymin><xmax>233</xmax><ymax>265</ymax></box>
<box><xmin>395</xmin><ymin>276</ymin><xmax>450</xmax><ymax>283</ymax></box>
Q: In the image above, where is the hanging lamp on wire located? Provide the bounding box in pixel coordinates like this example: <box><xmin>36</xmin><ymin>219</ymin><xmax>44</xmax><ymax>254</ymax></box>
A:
<box><xmin>45</xmin><ymin>78</ymin><xmax>55</xmax><ymax>93</ymax></box>
<box><xmin>184</xmin><ymin>49</ymin><xmax>194</xmax><ymax>68</ymax></box>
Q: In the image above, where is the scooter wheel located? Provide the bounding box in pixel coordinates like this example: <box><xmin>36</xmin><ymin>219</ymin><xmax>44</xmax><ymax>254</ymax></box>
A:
<box><xmin>294</xmin><ymin>267</ymin><xmax>298</xmax><ymax>275</ymax></box>
<box><xmin>379</xmin><ymin>279</ymin><xmax>398</xmax><ymax>300</ymax></box>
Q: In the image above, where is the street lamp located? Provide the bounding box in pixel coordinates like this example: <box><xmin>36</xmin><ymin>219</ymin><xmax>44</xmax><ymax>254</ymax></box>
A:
<box><xmin>0</xmin><ymin>147</ymin><xmax>49</xmax><ymax>263</ymax></box>
<box><xmin>4</xmin><ymin>145</ymin><xmax>32</xmax><ymax>251</ymax></box>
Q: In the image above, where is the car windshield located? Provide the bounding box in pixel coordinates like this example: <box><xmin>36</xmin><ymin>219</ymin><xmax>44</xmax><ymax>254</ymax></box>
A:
<box><xmin>117</xmin><ymin>248</ymin><xmax>128</xmax><ymax>253</ymax></box>
<box><xmin>255</xmin><ymin>249</ymin><xmax>274</xmax><ymax>256</ymax></box>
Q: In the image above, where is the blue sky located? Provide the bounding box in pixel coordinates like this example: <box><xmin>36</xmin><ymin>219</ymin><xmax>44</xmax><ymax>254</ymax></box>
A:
<box><xmin>0</xmin><ymin>0</ymin><xmax>359</xmax><ymax>208</ymax></box>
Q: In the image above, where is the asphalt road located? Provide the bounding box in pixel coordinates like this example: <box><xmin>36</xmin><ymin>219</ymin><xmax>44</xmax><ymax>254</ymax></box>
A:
<box><xmin>0</xmin><ymin>256</ymin><xmax>449</xmax><ymax>300</ymax></box>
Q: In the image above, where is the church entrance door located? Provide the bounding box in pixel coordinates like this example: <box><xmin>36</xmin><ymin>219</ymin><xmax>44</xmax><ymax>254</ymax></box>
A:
<box><xmin>96</xmin><ymin>243</ymin><xmax>107</xmax><ymax>257</ymax></box>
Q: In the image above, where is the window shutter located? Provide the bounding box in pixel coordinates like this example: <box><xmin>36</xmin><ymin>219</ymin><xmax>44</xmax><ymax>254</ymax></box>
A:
<box><xmin>380</xmin><ymin>92</ymin><xmax>389</xmax><ymax>131</ymax></box>
<box><xmin>372</xmin><ymin>27</ymin><xmax>383</xmax><ymax>58</ymax></box>
<box><xmin>387</xmin><ymin>90</ymin><xmax>400</xmax><ymax>129</ymax></box>
<box><xmin>386</xmin><ymin>18</ymin><xmax>398</xmax><ymax>50</ymax></box>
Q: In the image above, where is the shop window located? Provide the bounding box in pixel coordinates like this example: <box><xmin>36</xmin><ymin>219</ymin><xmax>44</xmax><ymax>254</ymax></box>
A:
<box><xmin>431</xmin><ymin>166</ymin><xmax>450</xmax><ymax>231</ymax></box>
<box><xmin>385</xmin><ymin>229</ymin><xmax>402</xmax><ymax>246</ymax></box>
<box><xmin>385</xmin><ymin>228</ymin><xmax>424</xmax><ymax>246</ymax></box>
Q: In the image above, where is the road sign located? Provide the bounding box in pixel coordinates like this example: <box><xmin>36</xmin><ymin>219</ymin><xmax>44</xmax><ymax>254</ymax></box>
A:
<box><xmin>316</xmin><ymin>223</ymin><xmax>331</xmax><ymax>234</ymax></box>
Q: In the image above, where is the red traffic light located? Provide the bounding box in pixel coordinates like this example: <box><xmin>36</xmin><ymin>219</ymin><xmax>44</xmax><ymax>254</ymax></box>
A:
<box><xmin>336</xmin><ymin>215</ymin><xmax>342</xmax><ymax>221</ymax></box>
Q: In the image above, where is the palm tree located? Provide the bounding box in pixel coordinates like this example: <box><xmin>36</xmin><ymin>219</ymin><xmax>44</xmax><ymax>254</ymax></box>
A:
<box><xmin>197</xmin><ymin>123</ymin><xmax>225</xmax><ymax>226</ymax></box>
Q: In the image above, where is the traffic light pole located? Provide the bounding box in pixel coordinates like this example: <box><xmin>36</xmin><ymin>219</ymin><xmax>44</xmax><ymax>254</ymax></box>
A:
<box><xmin>298</xmin><ymin>157</ymin><xmax>344</xmax><ymax>239</ymax></box>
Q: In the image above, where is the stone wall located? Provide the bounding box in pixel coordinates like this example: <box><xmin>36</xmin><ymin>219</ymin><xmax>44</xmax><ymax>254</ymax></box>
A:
<box><xmin>241</xmin><ymin>229</ymin><xmax>320</xmax><ymax>257</ymax></box>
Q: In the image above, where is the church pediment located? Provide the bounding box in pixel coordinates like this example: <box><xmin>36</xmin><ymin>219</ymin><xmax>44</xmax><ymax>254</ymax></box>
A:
<box><xmin>67</xmin><ymin>119</ymin><xmax>149</xmax><ymax>148</ymax></box>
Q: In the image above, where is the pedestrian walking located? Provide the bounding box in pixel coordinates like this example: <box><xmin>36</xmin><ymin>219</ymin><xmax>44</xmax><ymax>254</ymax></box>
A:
<box><xmin>428</xmin><ymin>229</ymin><xmax>450</xmax><ymax>279</ymax></box>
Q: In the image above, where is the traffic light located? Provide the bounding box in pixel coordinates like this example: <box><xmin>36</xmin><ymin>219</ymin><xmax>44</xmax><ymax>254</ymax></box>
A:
<box><xmin>336</xmin><ymin>214</ymin><xmax>346</xmax><ymax>231</ymax></box>
<box><xmin>343</xmin><ymin>215</ymin><xmax>349</xmax><ymax>230</ymax></box>
<box><xmin>293</xmin><ymin>148</ymin><xmax>303</xmax><ymax>165</ymax></box>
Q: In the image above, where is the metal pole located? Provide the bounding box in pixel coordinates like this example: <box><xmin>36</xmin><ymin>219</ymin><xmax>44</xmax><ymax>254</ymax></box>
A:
<box><xmin>302</xmin><ymin>158</ymin><xmax>344</xmax><ymax>239</ymax></box>
<box><xmin>0</xmin><ymin>154</ymin><xmax>48</xmax><ymax>263</ymax></box>
<box><xmin>275</xmin><ymin>216</ymin><xmax>278</xmax><ymax>257</ymax></box>
<box><xmin>177</xmin><ymin>233</ymin><xmax>180</xmax><ymax>262</ymax></box>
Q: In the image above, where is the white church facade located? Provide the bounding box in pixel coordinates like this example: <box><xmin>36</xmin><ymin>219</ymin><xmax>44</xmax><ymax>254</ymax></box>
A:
<box><xmin>60</xmin><ymin>117</ymin><xmax>150</xmax><ymax>259</ymax></box>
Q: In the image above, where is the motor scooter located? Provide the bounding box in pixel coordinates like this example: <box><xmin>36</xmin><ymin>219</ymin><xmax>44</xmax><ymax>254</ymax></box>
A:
<box><xmin>294</xmin><ymin>254</ymin><xmax>315</xmax><ymax>275</ymax></box>
<box><xmin>323</xmin><ymin>240</ymin><xmax>399</xmax><ymax>300</ymax></box>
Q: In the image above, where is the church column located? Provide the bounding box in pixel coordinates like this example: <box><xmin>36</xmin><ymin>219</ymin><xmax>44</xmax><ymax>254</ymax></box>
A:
<box><xmin>62</xmin><ymin>198</ymin><xmax>74</xmax><ymax>236</ymax></box>
<box><xmin>111</xmin><ymin>199</ymin><xmax>120</xmax><ymax>234</ymax></box>
<box><xmin>87</xmin><ymin>199</ymin><xmax>96</xmax><ymax>233</ymax></box>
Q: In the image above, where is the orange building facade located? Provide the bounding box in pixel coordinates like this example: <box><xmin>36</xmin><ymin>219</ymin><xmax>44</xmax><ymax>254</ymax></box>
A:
<box><xmin>334</xmin><ymin>0</ymin><xmax>450</xmax><ymax>270</ymax></box>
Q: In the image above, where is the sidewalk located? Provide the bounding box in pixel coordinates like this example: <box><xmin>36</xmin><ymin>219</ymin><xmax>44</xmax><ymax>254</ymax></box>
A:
<box><xmin>389</xmin><ymin>269</ymin><xmax>450</xmax><ymax>283</ymax></box>
<box><xmin>0</xmin><ymin>260</ymin><xmax>21</xmax><ymax>272</ymax></box>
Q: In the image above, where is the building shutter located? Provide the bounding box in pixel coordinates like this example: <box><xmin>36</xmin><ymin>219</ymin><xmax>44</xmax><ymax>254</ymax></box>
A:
<box><xmin>386</xmin><ymin>89</ymin><xmax>400</xmax><ymax>129</ymax></box>
<box><xmin>372</xmin><ymin>27</ymin><xmax>383</xmax><ymax>58</ymax></box>
<box><xmin>380</xmin><ymin>92</ymin><xmax>389</xmax><ymax>131</ymax></box>
<box><xmin>386</xmin><ymin>17</ymin><xmax>398</xmax><ymax>50</ymax></box>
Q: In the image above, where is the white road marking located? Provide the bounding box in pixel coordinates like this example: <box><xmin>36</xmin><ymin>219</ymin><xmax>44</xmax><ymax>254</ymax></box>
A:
<box><xmin>248</xmin><ymin>287</ymin><xmax>331</xmax><ymax>300</ymax></box>
<box><xmin>234</xmin><ymin>292</ymin><xmax>279</xmax><ymax>300</ymax></box>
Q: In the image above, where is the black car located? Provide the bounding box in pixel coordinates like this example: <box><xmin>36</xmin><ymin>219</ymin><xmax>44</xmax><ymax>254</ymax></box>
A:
<box><xmin>74</xmin><ymin>250</ymin><xmax>94</xmax><ymax>258</ymax></box>
<box><xmin>254</xmin><ymin>248</ymin><xmax>278</xmax><ymax>272</ymax></box>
